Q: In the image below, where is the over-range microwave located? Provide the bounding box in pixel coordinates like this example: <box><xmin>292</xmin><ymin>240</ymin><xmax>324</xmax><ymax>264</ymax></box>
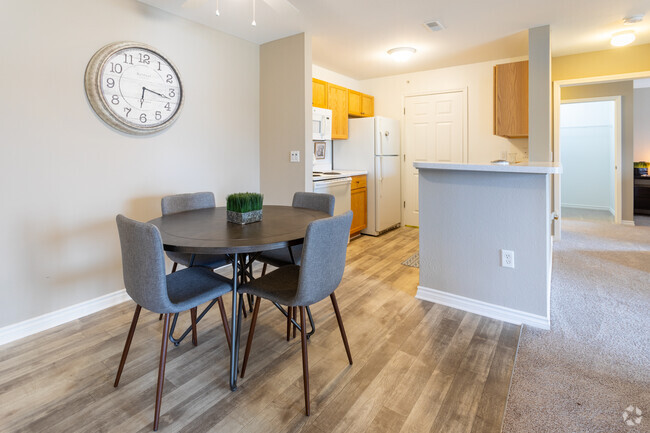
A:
<box><xmin>312</xmin><ymin>107</ymin><xmax>332</xmax><ymax>140</ymax></box>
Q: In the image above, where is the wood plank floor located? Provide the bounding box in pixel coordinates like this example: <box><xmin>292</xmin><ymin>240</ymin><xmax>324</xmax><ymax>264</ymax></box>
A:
<box><xmin>0</xmin><ymin>227</ymin><xmax>520</xmax><ymax>433</ymax></box>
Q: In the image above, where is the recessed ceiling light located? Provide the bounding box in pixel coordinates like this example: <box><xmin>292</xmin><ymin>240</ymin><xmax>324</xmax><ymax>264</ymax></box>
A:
<box><xmin>611</xmin><ymin>30</ymin><xmax>636</xmax><ymax>47</ymax></box>
<box><xmin>388</xmin><ymin>47</ymin><xmax>416</xmax><ymax>62</ymax></box>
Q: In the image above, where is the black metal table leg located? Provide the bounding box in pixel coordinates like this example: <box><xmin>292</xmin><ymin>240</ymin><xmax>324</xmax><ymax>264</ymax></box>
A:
<box><xmin>168</xmin><ymin>298</ymin><xmax>219</xmax><ymax>346</ymax></box>
<box><xmin>229</xmin><ymin>253</ymin><xmax>239</xmax><ymax>391</ymax></box>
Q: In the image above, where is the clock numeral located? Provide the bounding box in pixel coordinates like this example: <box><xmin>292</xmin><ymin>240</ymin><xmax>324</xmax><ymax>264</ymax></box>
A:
<box><xmin>124</xmin><ymin>107</ymin><xmax>131</xmax><ymax>117</ymax></box>
<box><xmin>157</xmin><ymin>61</ymin><xmax>162</xmax><ymax>71</ymax></box>
<box><xmin>139</xmin><ymin>113</ymin><xmax>147</xmax><ymax>123</ymax></box>
<box><xmin>168</xmin><ymin>88</ymin><xmax>176</xmax><ymax>98</ymax></box>
<box><xmin>106</xmin><ymin>78</ymin><xmax>115</xmax><ymax>88</ymax></box>
<box><xmin>155</xmin><ymin>111</ymin><xmax>162</xmax><ymax>121</ymax></box>
<box><xmin>166</xmin><ymin>74</ymin><xmax>173</xmax><ymax>84</ymax></box>
<box><xmin>110</xmin><ymin>62</ymin><xmax>122</xmax><ymax>74</ymax></box>
<box><xmin>138</xmin><ymin>53</ymin><xmax>150</xmax><ymax>64</ymax></box>
<box><xmin>111</xmin><ymin>95</ymin><xmax>120</xmax><ymax>105</ymax></box>
<box><xmin>164</xmin><ymin>102</ymin><xmax>171</xmax><ymax>112</ymax></box>
<box><xmin>123</xmin><ymin>54</ymin><xmax>133</xmax><ymax>65</ymax></box>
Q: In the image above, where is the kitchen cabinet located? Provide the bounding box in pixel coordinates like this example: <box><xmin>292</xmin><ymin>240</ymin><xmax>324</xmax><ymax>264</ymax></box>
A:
<box><xmin>350</xmin><ymin>175</ymin><xmax>367</xmax><ymax>238</ymax></box>
<box><xmin>312</xmin><ymin>78</ymin><xmax>328</xmax><ymax>109</ymax></box>
<box><xmin>328</xmin><ymin>83</ymin><xmax>349</xmax><ymax>139</ymax></box>
<box><xmin>348</xmin><ymin>90</ymin><xmax>374</xmax><ymax>117</ymax></box>
<box><xmin>494</xmin><ymin>60</ymin><xmax>528</xmax><ymax>138</ymax></box>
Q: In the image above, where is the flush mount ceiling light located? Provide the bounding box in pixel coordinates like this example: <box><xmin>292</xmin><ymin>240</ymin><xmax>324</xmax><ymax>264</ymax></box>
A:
<box><xmin>623</xmin><ymin>14</ymin><xmax>644</xmax><ymax>25</ymax></box>
<box><xmin>388</xmin><ymin>47</ymin><xmax>416</xmax><ymax>62</ymax></box>
<box><xmin>611</xmin><ymin>30</ymin><xmax>636</xmax><ymax>47</ymax></box>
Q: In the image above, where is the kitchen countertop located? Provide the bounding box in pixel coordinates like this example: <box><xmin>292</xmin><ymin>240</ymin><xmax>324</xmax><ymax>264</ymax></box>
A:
<box><xmin>313</xmin><ymin>169</ymin><xmax>367</xmax><ymax>181</ymax></box>
<box><xmin>413</xmin><ymin>161</ymin><xmax>562</xmax><ymax>174</ymax></box>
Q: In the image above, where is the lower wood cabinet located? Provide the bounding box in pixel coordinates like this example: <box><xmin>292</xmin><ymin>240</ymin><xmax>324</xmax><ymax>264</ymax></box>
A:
<box><xmin>350</xmin><ymin>175</ymin><xmax>367</xmax><ymax>238</ymax></box>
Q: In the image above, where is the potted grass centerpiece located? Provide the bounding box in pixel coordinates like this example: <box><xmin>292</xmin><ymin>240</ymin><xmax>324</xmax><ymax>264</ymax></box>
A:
<box><xmin>226</xmin><ymin>192</ymin><xmax>264</xmax><ymax>224</ymax></box>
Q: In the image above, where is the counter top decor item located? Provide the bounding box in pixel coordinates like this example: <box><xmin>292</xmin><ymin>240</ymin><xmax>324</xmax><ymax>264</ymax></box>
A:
<box><xmin>226</xmin><ymin>192</ymin><xmax>264</xmax><ymax>224</ymax></box>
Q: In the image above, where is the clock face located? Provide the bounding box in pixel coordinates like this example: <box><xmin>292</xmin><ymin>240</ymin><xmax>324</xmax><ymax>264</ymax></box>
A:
<box><xmin>85</xmin><ymin>42</ymin><xmax>184</xmax><ymax>135</ymax></box>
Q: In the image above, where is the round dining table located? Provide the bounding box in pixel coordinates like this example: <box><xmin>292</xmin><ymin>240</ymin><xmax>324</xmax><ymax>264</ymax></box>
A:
<box><xmin>148</xmin><ymin>205</ymin><xmax>330</xmax><ymax>391</ymax></box>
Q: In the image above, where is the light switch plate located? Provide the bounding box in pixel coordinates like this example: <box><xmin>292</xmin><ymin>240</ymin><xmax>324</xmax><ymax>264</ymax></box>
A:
<box><xmin>290</xmin><ymin>151</ymin><xmax>300</xmax><ymax>162</ymax></box>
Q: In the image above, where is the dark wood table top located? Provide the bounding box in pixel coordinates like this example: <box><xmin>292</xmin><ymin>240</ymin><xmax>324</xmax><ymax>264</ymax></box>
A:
<box><xmin>148</xmin><ymin>205</ymin><xmax>329</xmax><ymax>254</ymax></box>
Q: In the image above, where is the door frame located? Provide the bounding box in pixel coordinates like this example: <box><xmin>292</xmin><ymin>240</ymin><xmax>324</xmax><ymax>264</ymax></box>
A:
<box><xmin>559</xmin><ymin>96</ymin><xmax>622</xmax><ymax>224</ymax></box>
<box><xmin>553</xmin><ymin>71</ymin><xmax>650</xmax><ymax>237</ymax></box>
<box><xmin>401</xmin><ymin>88</ymin><xmax>468</xmax><ymax>227</ymax></box>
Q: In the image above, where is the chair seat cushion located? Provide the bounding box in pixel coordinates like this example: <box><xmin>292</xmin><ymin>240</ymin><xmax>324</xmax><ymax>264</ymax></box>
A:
<box><xmin>240</xmin><ymin>265</ymin><xmax>301</xmax><ymax>306</ymax></box>
<box><xmin>165</xmin><ymin>267</ymin><xmax>232</xmax><ymax>313</ymax></box>
<box><xmin>166</xmin><ymin>251</ymin><xmax>230</xmax><ymax>269</ymax></box>
<box><xmin>257</xmin><ymin>245</ymin><xmax>302</xmax><ymax>268</ymax></box>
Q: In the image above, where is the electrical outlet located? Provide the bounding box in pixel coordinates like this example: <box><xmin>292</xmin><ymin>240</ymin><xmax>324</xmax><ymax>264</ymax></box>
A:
<box><xmin>290</xmin><ymin>151</ymin><xmax>300</xmax><ymax>162</ymax></box>
<box><xmin>501</xmin><ymin>249</ymin><xmax>515</xmax><ymax>268</ymax></box>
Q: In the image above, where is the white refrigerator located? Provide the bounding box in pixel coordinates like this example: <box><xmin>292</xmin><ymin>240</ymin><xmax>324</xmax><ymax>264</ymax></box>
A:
<box><xmin>333</xmin><ymin>117</ymin><xmax>401</xmax><ymax>236</ymax></box>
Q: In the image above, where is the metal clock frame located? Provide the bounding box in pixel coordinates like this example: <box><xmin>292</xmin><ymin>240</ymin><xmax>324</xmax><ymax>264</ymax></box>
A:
<box><xmin>84</xmin><ymin>41</ymin><xmax>184</xmax><ymax>136</ymax></box>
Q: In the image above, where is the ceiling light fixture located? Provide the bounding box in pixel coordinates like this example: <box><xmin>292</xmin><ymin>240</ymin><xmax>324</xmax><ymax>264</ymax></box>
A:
<box><xmin>251</xmin><ymin>0</ymin><xmax>256</xmax><ymax>26</ymax></box>
<box><xmin>388</xmin><ymin>47</ymin><xmax>416</xmax><ymax>62</ymax></box>
<box><xmin>623</xmin><ymin>14</ymin><xmax>644</xmax><ymax>25</ymax></box>
<box><xmin>215</xmin><ymin>0</ymin><xmax>219</xmax><ymax>16</ymax></box>
<box><xmin>611</xmin><ymin>30</ymin><xmax>636</xmax><ymax>47</ymax></box>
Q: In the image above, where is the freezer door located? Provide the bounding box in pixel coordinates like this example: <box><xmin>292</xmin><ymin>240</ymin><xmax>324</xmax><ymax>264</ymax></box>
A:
<box><xmin>374</xmin><ymin>155</ymin><xmax>401</xmax><ymax>232</ymax></box>
<box><xmin>375</xmin><ymin>117</ymin><xmax>401</xmax><ymax>156</ymax></box>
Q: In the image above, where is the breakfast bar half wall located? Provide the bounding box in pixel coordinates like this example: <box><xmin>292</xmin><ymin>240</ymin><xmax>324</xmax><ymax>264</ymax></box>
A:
<box><xmin>414</xmin><ymin>161</ymin><xmax>562</xmax><ymax>329</ymax></box>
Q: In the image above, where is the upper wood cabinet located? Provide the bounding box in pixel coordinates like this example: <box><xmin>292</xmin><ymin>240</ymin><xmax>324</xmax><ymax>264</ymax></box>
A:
<box><xmin>494</xmin><ymin>60</ymin><xmax>528</xmax><ymax>138</ymax></box>
<box><xmin>348</xmin><ymin>90</ymin><xmax>374</xmax><ymax>117</ymax></box>
<box><xmin>328</xmin><ymin>83</ymin><xmax>349</xmax><ymax>139</ymax></box>
<box><xmin>312</xmin><ymin>78</ymin><xmax>328</xmax><ymax>109</ymax></box>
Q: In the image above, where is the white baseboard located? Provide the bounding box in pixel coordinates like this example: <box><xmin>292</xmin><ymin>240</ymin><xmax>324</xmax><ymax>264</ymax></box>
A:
<box><xmin>416</xmin><ymin>285</ymin><xmax>550</xmax><ymax>330</ymax></box>
<box><xmin>622</xmin><ymin>220</ymin><xmax>635</xmax><ymax>226</ymax></box>
<box><xmin>0</xmin><ymin>289</ymin><xmax>130</xmax><ymax>347</ymax></box>
<box><xmin>562</xmin><ymin>203</ymin><xmax>611</xmax><ymax>211</ymax></box>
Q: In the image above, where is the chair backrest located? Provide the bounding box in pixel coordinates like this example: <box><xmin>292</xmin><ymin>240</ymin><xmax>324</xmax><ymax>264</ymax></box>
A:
<box><xmin>116</xmin><ymin>214</ymin><xmax>172</xmax><ymax>313</ymax></box>
<box><xmin>294</xmin><ymin>211</ymin><xmax>353</xmax><ymax>305</ymax></box>
<box><xmin>292</xmin><ymin>192</ymin><xmax>335</xmax><ymax>216</ymax></box>
<box><xmin>161</xmin><ymin>192</ymin><xmax>215</xmax><ymax>216</ymax></box>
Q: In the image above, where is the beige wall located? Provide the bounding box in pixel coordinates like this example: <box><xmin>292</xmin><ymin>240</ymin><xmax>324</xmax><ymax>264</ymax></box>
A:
<box><xmin>260</xmin><ymin>33</ymin><xmax>312</xmax><ymax>205</ymax></box>
<box><xmin>0</xmin><ymin>0</ymin><xmax>260</xmax><ymax>327</ymax></box>
<box><xmin>634</xmin><ymin>87</ymin><xmax>650</xmax><ymax>161</ymax></box>
<box><xmin>561</xmin><ymin>82</ymin><xmax>634</xmax><ymax>221</ymax></box>
<box><xmin>362</xmin><ymin>56</ymin><xmax>530</xmax><ymax>164</ymax></box>
<box><xmin>553</xmin><ymin>43</ymin><xmax>650</xmax><ymax>81</ymax></box>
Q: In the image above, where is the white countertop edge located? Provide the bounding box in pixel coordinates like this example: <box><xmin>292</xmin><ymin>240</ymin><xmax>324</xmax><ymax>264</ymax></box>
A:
<box><xmin>413</xmin><ymin>161</ymin><xmax>562</xmax><ymax>174</ymax></box>
<box><xmin>313</xmin><ymin>169</ymin><xmax>368</xmax><ymax>181</ymax></box>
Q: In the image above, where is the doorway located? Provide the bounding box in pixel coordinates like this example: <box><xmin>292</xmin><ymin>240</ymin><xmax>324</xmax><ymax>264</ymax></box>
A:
<box><xmin>402</xmin><ymin>89</ymin><xmax>467</xmax><ymax>227</ymax></box>
<box><xmin>559</xmin><ymin>98</ymin><xmax>622</xmax><ymax>223</ymax></box>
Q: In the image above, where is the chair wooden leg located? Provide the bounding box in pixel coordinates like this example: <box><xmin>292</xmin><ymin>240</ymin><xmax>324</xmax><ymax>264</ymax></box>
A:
<box><xmin>286</xmin><ymin>305</ymin><xmax>292</xmax><ymax>341</ymax></box>
<box><xmin>330</xmin><ymin>293</ymin><xmax>353</xmax><ymax>365</ymax></box>
<box><xmin>240</xmin><ymin>297</ymin><xmax>261</xmax><ymax>378</ymax></box>
<box><xmin>171</xmin><ymin>262</ymin><xmax>178</xmax><ymax>273</ymax></box>
<box><xmin>217</xmin><ymin>296</ymin><xmax>232</xmax><ymax>351</ymax></box>
<box><xmin>153</xmin><ymin>313</ymin><xmax>171</xmax><ymax>431</ymax></box>
<box><xmin>261</xmin><ymin>263</ymin><xmax>267</xmax><ymax>276</ymax></box>
<box><xmin>299</xmin><ymin>306</ymin><xmax>310</xmax><ymax>415</ymax></box>
<box><xmin>190</xmin><ymin>307</ymin><xmax>198</xmax><ymax>346</ymax></box>
<box><xmin>114</xmin><ymin>305</ymin><xmax>141</xmax><ymax>387</ymax></box>
<box><xmin>293</xmin><ymin>307</ymin><xmax>297</xmax><ymax>339</ymax></box>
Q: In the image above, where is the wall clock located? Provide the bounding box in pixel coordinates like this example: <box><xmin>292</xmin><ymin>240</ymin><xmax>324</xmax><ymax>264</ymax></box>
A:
<box><xmin>85</xmin><ymin>41</ymin><xmax>184</xmax><ymax>135</ymax></box>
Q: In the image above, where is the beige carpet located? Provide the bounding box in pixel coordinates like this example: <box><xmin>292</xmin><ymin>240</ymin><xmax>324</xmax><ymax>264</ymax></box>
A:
<box><xmin>502</xmin><ymin>219</ymin><xmax>650</xmax><ymax>432</ymax></box>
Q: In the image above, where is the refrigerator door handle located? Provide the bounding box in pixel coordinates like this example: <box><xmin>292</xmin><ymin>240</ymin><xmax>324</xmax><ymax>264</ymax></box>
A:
<box><xmin>377</xmin><ymin>130</ymin><xmax>383</xmax><ymax>155</ymax></box>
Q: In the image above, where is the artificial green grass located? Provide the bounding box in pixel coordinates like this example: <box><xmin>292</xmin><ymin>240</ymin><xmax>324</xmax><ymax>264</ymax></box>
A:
<box><xmin>226</xmin><ymin>192</ymin><xmax>264</xmax><ymax>213</ymax></box>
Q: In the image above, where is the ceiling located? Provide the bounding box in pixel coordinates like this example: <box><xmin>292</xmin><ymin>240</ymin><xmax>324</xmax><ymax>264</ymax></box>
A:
<box><xmin>138</xmin><ymin>0</ymin><xmax>649</xmax><ymax>80</ymax></box>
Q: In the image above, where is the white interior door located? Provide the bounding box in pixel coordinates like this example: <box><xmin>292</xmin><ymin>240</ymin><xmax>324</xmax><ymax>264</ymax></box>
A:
<box><xmin>403</xmin><ymin>91</ymin><xmax>465</xmax><ymax>227</ymax></box>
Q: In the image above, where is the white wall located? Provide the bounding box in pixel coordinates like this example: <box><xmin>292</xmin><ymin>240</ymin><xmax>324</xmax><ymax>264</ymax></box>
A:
<box><xmin>560</xmin><ymin>101</ymin><xmax>615</xmax><ymax>212</ymax></box>
<box><xmin>634</xmin><ymin>87</ymin><xmax>650</xmax><ymax>161</ymax></box>
<box><xmin>361</xmin><ymin>56</ymin><xmax>530</xmax><ymax>164</ymax></box>
<box><xmin>0</xmin><ymin>0</ymin><xmax>260</xmax><ymax>328</ymax></box>
<box><xmin>260</xmin><ymin>33</ymin><xmax>312</xmax><ymax>204</ymax></box>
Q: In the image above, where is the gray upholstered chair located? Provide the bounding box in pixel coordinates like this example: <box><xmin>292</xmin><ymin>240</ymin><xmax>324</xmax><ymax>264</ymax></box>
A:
<box><xmin>161</xmin><ymin>192</ymin><xmax>230</xmax><ymax>271</ymax></box>
<box><xmin>255</xmin><ymin>192</ymin><xmax>335</xmax><ymax>338</ymax></box>
<box><xmin>256</xmin><ymin>192</ymin><xmax>335</xmax><ymax>274</ymax></box>
<box><xmin>160</xmin><ymin>192</ymin><xmax>232</xmax><ymax>325</ymax></box>
<box><xmin>239</xmin><ymin>211</ymin><xmax>353</xmax><ymax>416</ymax></box>
<box><xmin>114</xmin><ymin>214</ymin><xmax>232</xmax><ymax>431</ymax></box>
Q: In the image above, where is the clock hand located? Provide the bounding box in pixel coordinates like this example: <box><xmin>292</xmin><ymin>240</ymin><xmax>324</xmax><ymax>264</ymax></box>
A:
<box><xmin>143</xmin><ymin>87</ymin><xmax>170</xmax><ymax>99</ymax></box>
<box><xmin>140</xmin><ymin>87</ymin><xmax>145</xmax><ymax>108</ymax></box>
